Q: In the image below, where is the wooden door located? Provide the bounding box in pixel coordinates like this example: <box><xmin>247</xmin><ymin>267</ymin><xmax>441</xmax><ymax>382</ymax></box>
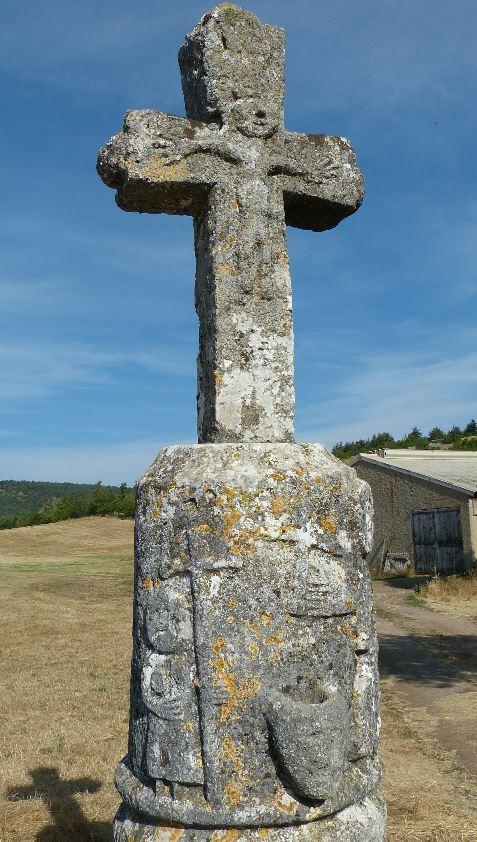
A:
<box><xmin>411</xmin><ymin>508</ymin><xmax>464</xmax><ymax>574</ymax></box>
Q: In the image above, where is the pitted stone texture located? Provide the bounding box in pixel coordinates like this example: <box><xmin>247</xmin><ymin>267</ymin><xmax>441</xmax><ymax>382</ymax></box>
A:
<box><xmin>97</xmin><ymin>5</ymin><xmax>364</xmax><ymax>444</ymax></box>
<box><xmin>113</xmin><ymin>794</ymin><xmax>386</xmax><ymax>841</ymax></box>
<box><xmin>118</xmin><ymin>444</ymin><xmax>381</xmax><ymax>830</ymax></box>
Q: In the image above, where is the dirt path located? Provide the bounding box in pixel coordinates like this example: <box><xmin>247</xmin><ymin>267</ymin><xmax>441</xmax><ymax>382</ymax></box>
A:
<box><xmin>374</xmin><ymin>578</ymin><xmax>477</xmax><ymax>776</ymax></box>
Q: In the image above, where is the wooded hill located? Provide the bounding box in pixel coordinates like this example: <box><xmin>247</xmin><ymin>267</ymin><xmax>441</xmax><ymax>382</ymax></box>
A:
<box><xmin>0</xmin><ymin>480</ymin><xmax>134</xmax><ymax>529</ymax></box>
<box><xmin>332</xmin><ymin>419</ymin><xmax>477</xmax><ymax>462</ymax></box>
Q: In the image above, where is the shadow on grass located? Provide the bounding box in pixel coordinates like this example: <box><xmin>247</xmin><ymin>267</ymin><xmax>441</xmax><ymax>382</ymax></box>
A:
<box><xmin>379</xmin><ymin>631</ymin><xmax>477</xmax><ymax>688</ymax></box>
<box><xmin>7</xmin><ymin>767</ymin><xmax>112</xmax><ymax>841</ymax></box>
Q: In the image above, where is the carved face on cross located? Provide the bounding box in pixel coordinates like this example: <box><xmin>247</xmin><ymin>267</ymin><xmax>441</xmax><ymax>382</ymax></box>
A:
<box><xmin>98</xmin><ymin>3</ymin><xmax>364</xmax><ymax>444</ymax></box>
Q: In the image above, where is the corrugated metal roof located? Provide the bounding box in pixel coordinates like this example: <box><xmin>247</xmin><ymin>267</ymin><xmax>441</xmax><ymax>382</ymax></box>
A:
<box><xmin>350</xmin><ymin>449</ymin><xmax>477</xmax><ymax>496</ymax></box>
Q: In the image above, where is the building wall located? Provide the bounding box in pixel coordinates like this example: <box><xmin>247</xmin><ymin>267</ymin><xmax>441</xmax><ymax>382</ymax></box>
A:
<box><xmin>354</xmin><ymin>461</ymin><xmax>475</xmax><ymax>570</ymax></box>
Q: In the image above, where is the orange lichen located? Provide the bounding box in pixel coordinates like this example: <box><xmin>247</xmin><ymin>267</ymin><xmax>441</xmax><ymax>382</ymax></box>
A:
<box><xmin>224</xmin><ymin>780</ymin><xmax>242</xmax><ymax>806</ymax></box>
<box><xmin>320</xmin><ymin>515</ymin><xmax>337</xmax><ymax>533</ymax></box>
<box><xmin>248</xmin><ymin>641</ymin><xmax>260</xmax><ymax>658</ymax></box>
<box><xmin>264</xmin><ymin>631</ymin><xmax>285</xmax><ymax>645</ymax></box>
<box><xmin>211</xmin><ymin>652</ymin><xmax>261</xmax><ymax>721</ymax></box>
<box><xmin>195</xmin><ymin>523</ymin><xmax>213</xmax><ymax>534</ymax></box>
<box><xmin>217</xmin><ymin>264</ymin><xmax>238</xmax><ymax>277</ymax></box>
<box><xmin>275</xmin><ymin>789</ymin><xmax>297</xmax><ymax>815</ymax></box>
<box><xmin>142</xmin><ymin>576</ymin><xmax>154</xmax><ymax>591</ymax></box>
<box><xmin>166</xmin><ymin>830</ymin><xmax>184</xmax><ymax>842</ymax></box>
<box><xmin>143</xmin><ymin>158</ymin><xmax>190</xmax><ymax>182</ymax></box>
<box><xmin>269</xmin><ymin>471</ymin><xmax>286</xmax><ymax>482</ymax></box>
<box><xmin>261</xmin><ymin>611</ymin><xmax>273</xmax><ymax>627</ymax></box>
<box><xmin>212</xmin><ymin>637</ymin><xmax>226</xmax><ymax>655</ymax></box>
<box><xmin>271</xmin><ymin>497</ymin><xmax>290</xmax><ymax>514</ymax></box>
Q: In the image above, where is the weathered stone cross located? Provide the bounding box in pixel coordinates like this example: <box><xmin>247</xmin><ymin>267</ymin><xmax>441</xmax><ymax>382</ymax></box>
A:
<box><xmin>98</xmin><ymin>3</ymin><xmax>363</xmax><ymax>444</ymax></box>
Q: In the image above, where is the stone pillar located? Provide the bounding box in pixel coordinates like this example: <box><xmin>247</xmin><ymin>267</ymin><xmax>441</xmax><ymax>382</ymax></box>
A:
<box><xmin>98</xmin><ymin>6</ymin><xmax>385</xmax><ymax>840</ymax></box>
<box><xmin>112</xmin><ymin>446</ymin><xmax>385</xmax><ymax>841</ymax></box>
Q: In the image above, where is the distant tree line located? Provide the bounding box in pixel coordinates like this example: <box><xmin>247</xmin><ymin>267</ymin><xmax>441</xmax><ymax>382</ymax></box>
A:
<box><xmin>0</xmin><ymin>482</ymin><xmax>135</xmax><ymax>530</ymax></box>
<box><xmin>332</xmin><ymin>419</ymin><xmax>477</xmax><ymax>462</ymax></box>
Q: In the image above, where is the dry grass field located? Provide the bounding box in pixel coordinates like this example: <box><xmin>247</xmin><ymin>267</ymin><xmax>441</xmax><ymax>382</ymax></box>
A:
<box><xmin>1</xmin><ymin>517</ymin><xmax>476</xmax><ymax>841</ymax></box>
<box><xmin>415</xmin><ymin>573</ymin><xmax>477</xmax><ymax>622</ymax></box>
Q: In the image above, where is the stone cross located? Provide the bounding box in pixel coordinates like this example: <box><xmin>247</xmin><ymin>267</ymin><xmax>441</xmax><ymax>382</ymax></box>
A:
<box><xmin>98</xmin><ymin>3</ymin><xmax>363</xmax><ymax>445</ymax></box>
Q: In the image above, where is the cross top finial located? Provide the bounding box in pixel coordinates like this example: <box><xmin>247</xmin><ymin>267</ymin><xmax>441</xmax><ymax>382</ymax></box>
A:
<box><xmin>179</xmin><ymin>5</ymin><xmax>284</xmax><ymax>139</ymax></box>
<box><xmin>98</xmin><ymin>4</ymin><xmax>364</xmax><ymax>444</ymax></box>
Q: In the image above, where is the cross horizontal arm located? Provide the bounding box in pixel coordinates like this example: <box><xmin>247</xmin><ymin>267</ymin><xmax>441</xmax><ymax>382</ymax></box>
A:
<box><xmin>268</xmin><ymin>131</ymin><xmax>364</xmax><ymax>232</ymax></box>
<box><xmin>97</xmin><ymin>110</ymin><xmax>239</xmax><ymax>214</ymax></box>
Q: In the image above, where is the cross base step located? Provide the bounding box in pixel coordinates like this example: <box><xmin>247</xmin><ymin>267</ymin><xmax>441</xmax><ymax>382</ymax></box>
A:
<box><xmin>113</xmin><ymin>793</ymin><xmax>386</xmax><ymax>842</ymax></box>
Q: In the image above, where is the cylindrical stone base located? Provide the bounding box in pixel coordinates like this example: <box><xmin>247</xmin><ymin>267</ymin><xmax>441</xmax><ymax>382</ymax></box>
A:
<box><xmin>113</xmin><ymin>793</ymin><xmax>386</xmax><ymax>841</ymax></box>
<box><xmin>119</xmin><ymin>443</ymin><xmax>384</xmax><ymax>840</ymax></box>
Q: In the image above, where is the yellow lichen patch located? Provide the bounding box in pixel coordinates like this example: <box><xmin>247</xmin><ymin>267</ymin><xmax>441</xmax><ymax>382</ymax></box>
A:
<box><xmin>320</xmin><ymin>515</ymin><xmax>337</xmax><ymax>533</ymax></box>
<box><xmin>211</xmin><ymin>653</ymin><xmax>261</xmax><ymax>721</ymax></box>
<box><xmin>264</xmin><ymin>631</ymin><xmax>285</xmax><ymax>646</ymax></box>
<box><xmin>196</xmin><ymin>753</ymin><xmax>203</xmax><ymax>768</ymax></box>
<box><xmin>217</xmin><ymin>264</ymin><xmax>238</xmax><ymax>277</ymax></box>
<box><xmin>195</xmin><ymin>523</ymin><xmax>213</xmax><ymax>534</ymax></box>
<box><xmin>151</xmin><ymin>508</ymin><xmax>159</xmax><ymax>518</ymax></box>
<box><xmin>142</xmin><ymin>576</ymin><xmax>154</xmax><ymax>591</ymax></box>
<box><xmin>276</xmin><ymin>248</ymin><xmax>289</xmax><ymax>267</ymax></box>
<box><xmin>245</xmin><ymin>619</ymin><xmax>260</xmax><ymax>636</ymax></box>
<box><xmin>332</xmin><ymin>477</ymin><xmax>342</xmax><ymax>493</ymax></box>
<box><xmin>294</xmin><ymin>468</ymin><xmax>304</xmax><ymax>478</ymax></box>
<box><xmin>217</xmin><ymin>234</ymin><xmax>237</xmax><ymax>250</ymax></box>
<box><xmin>224</xmin><ymin>779</ymin><xmax>242</xmax><ymax>806</ymax></box>
<box><xmin>226</xmin><ymin>615</ymin><xmax>235</xmax><ymax>624</ymax></box>
<box><xmin>143</xmin><ymin>157</ymin><xmax>190</xmax><ymax>182</ymax></box>
<box><xmin>274</xmin><ymin>789</ymin><xmax>297</xmax><ymax>815</ymax></box>
<box><xmin>215</xmin><ymin>371</ymin><xmax>224</xmax><ymax>387</ymax></box>
<box><xmin>223</xmin><ymin>508</ymin><xmax>241</xmax><ymax>535</ymax></box>
<box><xmin>227</xmin><ymin>598</ymin><xmax>238</xmax><ymax>609</ymax></box>
<box><xmin>183</xmin><ymin>721</ymin><xmax>193</xmax><ymax>732</ymax></box>
<box><xmin>284</xmin><ymin>611</ymin><xmax>294</xmax><ymax>624</ymax></box>
<box><xmin>271</xmin><ymin>497</ymin><xmax>290</xmax><ymax>515</ymax></box>
<box><xmin>258</xmin><ymin>830</ymin><xmax>270</xmax><ymax>838</ymax></box>
<box><xmin>269</xmin><ymin>471</ymin><xmax>286</xmax><ymax>482</ymax></box>
<box><xmin>218</xmin><ymin>735</ymin><xmax>250</xmax><ymax>784</ymax></box>
<box><xmin>212</xmin><ymin>637</ymin><xmax>226</xmax><ymax>655</ymax></box>
<box><xmin>248</xmin><ymin>641</ymin><xmax>260</xmax><ymax>658</ymax></box>
<box><xmin>167</xmin><ymin>829</ymin><xmax>184</xmax><ymax>842</ymax></box>
<box><xmin>261</xmin><ymin>611</ymin><xmax>273</xmax><ymax>627</ymax></box>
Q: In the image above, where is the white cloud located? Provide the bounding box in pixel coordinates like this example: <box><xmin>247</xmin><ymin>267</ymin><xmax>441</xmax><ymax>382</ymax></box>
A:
<box><xmin>0</xmin><ymin>342</ymin><xmax>194</xmax><ymax>400</ymax></box>
<box><xmin>298</xmin><ymin>348</ymin><xmax>477</xmax><ymax>447</ymax></box>
<box><xmin>0</xmin><ymin>439</ymin><xmax>186</xmax><ymax>485</ymax></box>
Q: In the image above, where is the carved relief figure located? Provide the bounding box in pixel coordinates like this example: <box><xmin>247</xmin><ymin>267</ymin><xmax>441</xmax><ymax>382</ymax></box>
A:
<box><xmin>141</xmin><ymin>582</ymin><xmax>204</xmax><ymax>795</ymax></box>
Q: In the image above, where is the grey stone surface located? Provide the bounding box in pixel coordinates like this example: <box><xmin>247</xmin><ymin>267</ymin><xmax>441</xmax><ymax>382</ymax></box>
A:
<box><xmin>97</xmin><ymin>4</ymin><xmax>364</xmax><ymax>444</ymax></box>
<box><xmin>113</xmin><ymin>793</ymin><xmax>386</xmax><ymax>841</ymax></box>
<box><xmin>113</xmin><ymin>444</ymin><xmax>383</xmax><ymax>832</ymax></box>
<box><xmin>97</xmin><ymin>5</ymin><xmax>384</xmax><ymax>840</ymax></box>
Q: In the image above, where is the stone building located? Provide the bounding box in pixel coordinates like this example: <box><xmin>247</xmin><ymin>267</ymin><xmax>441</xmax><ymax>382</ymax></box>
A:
<box><xmin>351</xmin><ymin>450</ymin><xmax>477</xmax><ymax>573</ymax></box>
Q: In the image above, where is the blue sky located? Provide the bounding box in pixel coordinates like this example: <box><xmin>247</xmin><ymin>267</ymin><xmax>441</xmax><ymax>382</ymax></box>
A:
<box><xmin>1</xmin><ymin>0</ymin><xmax>476</xmax><ymax>484</ymax></box>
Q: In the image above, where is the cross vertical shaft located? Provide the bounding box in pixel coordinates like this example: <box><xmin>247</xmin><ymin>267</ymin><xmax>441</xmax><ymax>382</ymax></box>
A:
<box><xmin>194</xmin><ymin>181</ymin><xmax>294</xmax><ymax>442</ymax></box>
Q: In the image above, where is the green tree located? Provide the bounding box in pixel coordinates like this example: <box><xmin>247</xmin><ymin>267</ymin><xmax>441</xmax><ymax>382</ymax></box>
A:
<box><xmin>464</xmin><ymin>419</ymin><xmax>477</xmax><ymax>436</ymax></box>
